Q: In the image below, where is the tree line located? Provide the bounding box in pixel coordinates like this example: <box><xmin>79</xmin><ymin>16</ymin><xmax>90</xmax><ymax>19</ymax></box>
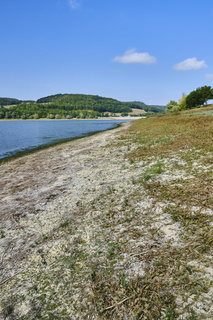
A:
<box><xmin>0</xmin><ymin>104</ymin><xmax>110</xmax><ymax>119</ymax></box>
<box><xmin>166</xmin><ymin>86</ymin><xmax>213</xmax><ymax>112</ymax></box>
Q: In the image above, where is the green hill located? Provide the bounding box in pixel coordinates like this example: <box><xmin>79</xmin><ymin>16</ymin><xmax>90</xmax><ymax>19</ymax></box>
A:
<box><xmin>0</xmin><ymin>97</ymin><xmax>34</xmax><ymax>106</ymax></box>
<box><xmin>130</xmin><ymin>101</ymin><xmax>166</xmax><ymax>113</ymax></box>
<box><xmin>0</xmin><ymin>97</ymin><xmax>23</xmax><ymax>106</ymax></box>
<box><xmin>37</xmin><ymin>93</ymin><xmax>132</xmax><ymax>113</ymax></box>
<box><xmin>0</xmin><ymin>93</ymin><xmax>165</xmax><ymax>119</ymax></box>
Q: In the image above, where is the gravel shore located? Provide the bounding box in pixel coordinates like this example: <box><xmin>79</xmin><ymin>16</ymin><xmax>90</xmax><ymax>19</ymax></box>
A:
<box><xmin>0</xmin><ymin>120</ymin><xmax>212</xmax><ymax>319</ymax></box>
<box><xmin>0</xmin><ymin>122</ymin><xmax>131</xmax><ymax>275</ymax></box>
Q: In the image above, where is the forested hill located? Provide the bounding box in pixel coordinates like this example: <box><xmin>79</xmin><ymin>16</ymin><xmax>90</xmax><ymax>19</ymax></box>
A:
<box><xmin>0</xmin><ymin>97</ymin><xmax>33</xmax><ymax>106</ymax></box>
<box><xmin>36</xmin><ymin>93</ymin><xmax>133</xmax><ymax>113</ymax></box>
<box><xmin>36</xmin><ymin>94</ymin><xmax>166</xmax><ymax>113</ymax></box>
<box><xmin>0</xmin><ymin>93</ymin><xmax>165</xmax><ymax>119</ymax></box>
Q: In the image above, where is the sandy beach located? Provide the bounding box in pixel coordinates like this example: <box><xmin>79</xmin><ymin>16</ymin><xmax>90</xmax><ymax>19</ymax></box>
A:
<box><xmin>0</xmin><ymin>122</ymin><xmax>131</xmax><ymax>269</ymax></box>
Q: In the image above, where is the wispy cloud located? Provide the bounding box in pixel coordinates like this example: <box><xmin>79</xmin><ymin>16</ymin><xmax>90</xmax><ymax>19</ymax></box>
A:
<box><xmin>113</xmin><ymin>49</ymin><xmax>157</xmax><ymax>65</ymax></box>
<box><xmin>68</xmin><ymin>0</ymin><xmax>81</xmax><ymax>9</ymax></box>
<box><xmin>205</xmin><ymin>74</ymin><xmax>213</xmax><ymax>80</ymax></box>
<box><xmin>174</xmin><ymin>57</ymin><xmax>207</xmax><ymax>71</ymax></box>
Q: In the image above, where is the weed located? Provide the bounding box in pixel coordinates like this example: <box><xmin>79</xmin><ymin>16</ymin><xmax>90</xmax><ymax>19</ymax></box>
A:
<box><xmin>164</xmin><ymin>303</ymin><xmax>177</xmax><ymax>319</ymax></box>
<box><xmin>131</xmin><ymin>177</ymin><xmax>137</xmax><ymax>184</ymax></box>
<box><xmin>59</xmin><ymin>220</ymin><xmax>69</xmax><ymax>228</ymax></box>
<box><xmin>150</xmin><ymin>161</ymin><xmax>165</xmax><ymax>174</ymax></box>
<box><xmin>139</xmin><ymin>172</ymin><xmax>152</xmax><ymax>184</ymax></box>
<box><xmin>0</xmin><ymin>229</ymin><xmax>5</xmax><ymax>238</ymax></box>
<box><xmin>123</xmin><ymin>197</ymin><xmax>129</xmax><ymax>206</ymax></box>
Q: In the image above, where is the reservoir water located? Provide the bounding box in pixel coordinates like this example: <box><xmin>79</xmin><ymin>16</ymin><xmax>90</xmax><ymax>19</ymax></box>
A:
<box><xmin>0</xmin><ymin>119</ymin><xmax>130</xmax><ymax>160</ymax></box>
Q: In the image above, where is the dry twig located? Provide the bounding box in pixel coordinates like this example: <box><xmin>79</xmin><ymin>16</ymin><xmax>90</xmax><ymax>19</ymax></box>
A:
<box><xmin>102</xmin><ymin>295</ymin><xmax>134</xmax><ymax>312</ymax></box>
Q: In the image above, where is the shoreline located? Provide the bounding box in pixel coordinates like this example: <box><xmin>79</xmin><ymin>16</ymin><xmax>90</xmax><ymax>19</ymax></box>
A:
<box><xmin>0</xmin><ymin>116</ymin><xmax>144</xmax><ymax>121</ymax></box>
<box><xmin>0</xmin><ymin>120</ymin><xmax>136</xmax><ymax>164</ymax></box>
<box><xmin>0</xmin><ymin>122</ymin><xmax>132</xmax><ymax>284</ymax></box>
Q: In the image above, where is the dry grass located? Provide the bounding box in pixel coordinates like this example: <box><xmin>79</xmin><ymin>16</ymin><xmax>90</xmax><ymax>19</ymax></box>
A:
<box><xmin>129</xmin><ymin>108</ymin><xmax>147</xmax><ymax>115</ymax></box>
<box><xmin>125</xmin><ymin>115</ymin><xmax>213</xmax><ymax>159</ymax></box>
<box><xmin>181</xmin><ymin>104</ymin><xmax>213</xmax><ymax>114</ymax></box>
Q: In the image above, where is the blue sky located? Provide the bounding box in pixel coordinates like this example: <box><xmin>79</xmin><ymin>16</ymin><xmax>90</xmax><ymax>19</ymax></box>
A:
<box><xmin>0</xmin><ymin>0</ymin><xmax>213</xmax><ymax>105</ymax></box>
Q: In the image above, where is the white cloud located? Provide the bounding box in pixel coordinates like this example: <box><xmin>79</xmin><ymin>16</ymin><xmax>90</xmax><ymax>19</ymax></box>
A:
<box><xmin>205</xmin><ymin>74</ymin><xmax>213</xmax><ymax>80</ymax></box>
<box><xmin>174</xmin><ymin>57</ymin><xmax>207</xmax><ymax>71</ymax></box>
<box><xmin>113</xmin><ymin>49</ymin><xmax>157</xmax><ymax>65</ymax></box>
<box><xmin>68</xmin><ymin>0</ymin><xmax>81</xmax><ymax>9</ymax></box>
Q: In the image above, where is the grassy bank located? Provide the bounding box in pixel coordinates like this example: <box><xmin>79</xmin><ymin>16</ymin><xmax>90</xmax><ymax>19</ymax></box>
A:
<box><xmin>0</xmin><ymin>109</ymin><xmax>212</xmax><ymax>319</ymax></box>
<box><xmin>92</xmin><ymin>112</ymin><xmax>213</xmax><ymax>319</ymax></box>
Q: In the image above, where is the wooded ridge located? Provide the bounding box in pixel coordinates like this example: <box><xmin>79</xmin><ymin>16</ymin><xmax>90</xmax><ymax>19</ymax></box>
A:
<box><xmin>0</xmin><ymin>94</ymin><xmax>165</xmax><ymax>119</ymax></box>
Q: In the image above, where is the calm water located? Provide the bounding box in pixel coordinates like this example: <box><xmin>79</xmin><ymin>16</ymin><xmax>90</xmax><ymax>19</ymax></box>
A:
<box><xmin>0</xmin><ymin>120</ymin><xmax>129</xmax><ymax>160</ymax></box>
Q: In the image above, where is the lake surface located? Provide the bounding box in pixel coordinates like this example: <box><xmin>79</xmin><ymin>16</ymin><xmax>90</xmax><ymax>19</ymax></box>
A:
<box><xmin>0</xmin><ymin>119</ymin><xmax>130</xmax><ymax>160</ymax></box>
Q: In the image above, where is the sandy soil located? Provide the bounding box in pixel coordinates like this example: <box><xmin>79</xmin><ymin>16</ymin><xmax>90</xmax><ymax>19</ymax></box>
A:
<box><xmin>0</xmin><ymin>123</ymin><xmax>131</xmax><ymax>274</ymax></box>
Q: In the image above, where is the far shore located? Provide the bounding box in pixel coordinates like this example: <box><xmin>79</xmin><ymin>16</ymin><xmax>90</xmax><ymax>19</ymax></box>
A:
<box><xmin>0</xmin><ymin>116</ymin><xmax>144</xmax><ymax>121</ymax></box>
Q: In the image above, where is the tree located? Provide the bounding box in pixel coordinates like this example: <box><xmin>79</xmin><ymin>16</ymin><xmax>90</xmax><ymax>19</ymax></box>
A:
<box><xmin>121</xmin><ymin>112</ymin><xmax>128</xmax><ymax>117</ymax></box>
<box><xmin>21</xmin><ymin>113</ymin><xmax>28</xmax><ymax>119</ymax></box>
<box><xmin>47</xmin><ymin>113</ymin><xmax>55</xmax><ymax>119</ymax></box>
<box><xmin>178</xmin><ymin>93</ymin><xmax>187</xmax><ymax>110</ymax></box>
<box><xmin>166</xmin><ymin>100</ymin><xmax>178</xmax><ymax>111</ymax></box>
<box><xmin>185</xmin><ymin>86</ymin><xmax>213</xmax><ymax>109</ymax></box>
<box><xmin>0</xmin><ymin>111</ymin><xmax>5</xmax><ymax>118</ymax></box>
